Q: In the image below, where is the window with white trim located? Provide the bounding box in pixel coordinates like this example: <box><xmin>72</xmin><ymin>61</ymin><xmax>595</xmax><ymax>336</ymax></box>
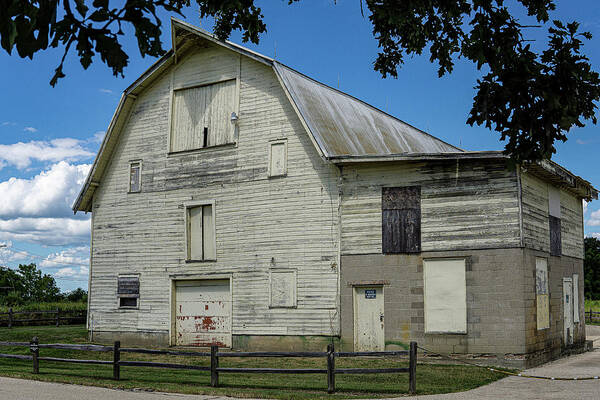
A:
<box><xmin>117</xmin><ymin>275</ymin><xmax>139</xmax><ymax>308</ymax></box>
<box><xmin>268</xmin><ymin>139</ymin><xmax>287</xmax><ymax>177</ymax></box>
<box><xmin>185</xmin><ymin>203</ymin><xmax>216</xmax><ymax>261</ymax></box>
<box><xmin>270</xmin><ymin>270</ymin><xmax>297</xmax><ymax>308</ymax></box>
<box><xmin>129</xmin><ymin>161</ymin><xmax>141</xmax><ymax>193</ymax></box>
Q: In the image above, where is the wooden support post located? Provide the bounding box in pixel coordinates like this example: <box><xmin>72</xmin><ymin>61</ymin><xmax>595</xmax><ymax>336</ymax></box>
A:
<box><xmin>327</xmin><ymin>343</ymin><xmax>335</xmax><ymax>394</ymax></box>
<box><xmin>7</xmin><ymin>307</ymin><xmax>12</xmax><ymax>329</ymax></box>
<box><xmin>55</xmin><ymin>308</ymin><xmax>60</xmax><ymax>327</ymax></box>
<box><xmin>113</xmin><ymin>341</ymin><xmax>121</xmax><ymax>380</ymax></box>
<box><xmin>409</xmin><ymin>341</ymin><xmax>417</xmax><ymax>395</ymax></box>
<box><xmin>31</xmin><ymin>336</ymin><xmax>39</xmax><ymax>374</ymax></box>
<box><xmin>210</xmin><ymin>345</ymin><xmax>219</xmax><ymax>387</ymax></box>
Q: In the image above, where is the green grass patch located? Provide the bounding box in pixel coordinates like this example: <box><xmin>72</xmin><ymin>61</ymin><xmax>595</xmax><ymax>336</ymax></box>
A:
<box><xmin>585</xmin><ymin>299</ymin><xmax>600</xmax><ymax>312</ymax></box>
<box><xmin>0</xmin><ymin>325</ymin><xmax>508</xmax><ymax>399</ymax></box>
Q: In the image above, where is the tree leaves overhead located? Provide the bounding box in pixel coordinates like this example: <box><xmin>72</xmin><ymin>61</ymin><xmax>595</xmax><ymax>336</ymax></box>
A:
<box><xmin>366</xmin><ymin>0</ymin><xmax>600</xmax><ymax>162</ymax></box>
<box><xmin>0</xmin><ymin>1</ymin><xmax>598</xmax><ymax>163</ymax></box>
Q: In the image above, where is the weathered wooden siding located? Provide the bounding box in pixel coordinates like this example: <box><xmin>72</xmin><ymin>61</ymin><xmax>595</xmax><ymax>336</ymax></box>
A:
<box><xmin>521</xmin><ymin>172</ymin><xmax>584</xmax><ymax>259</ymax></box>
<box><xmin>90</xmin><ymin>43</ymin><xmax>340</xmax><ymax>339</ymax></box>
<box><xmin>340</xmin><ymin>160</ymin><xmax>521</xmax><ymax>254</ymax></box>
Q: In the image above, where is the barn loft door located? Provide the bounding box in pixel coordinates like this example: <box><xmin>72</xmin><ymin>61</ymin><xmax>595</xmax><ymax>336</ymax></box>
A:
<box><xmin>382</xmin><ymin>186</ymin><xmax>421</xmax><ymax>253</ymax></box>
<box><xmin>175</xmin><ymin>280</ymin><xmax>231</xmax><ymax>347</ymax></box>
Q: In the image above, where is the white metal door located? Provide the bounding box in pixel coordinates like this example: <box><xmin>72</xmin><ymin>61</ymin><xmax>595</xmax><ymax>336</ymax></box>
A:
<box><xmin>175</xmin><ymin>280</ymin><xmax>231</xmax><ymax>347</ymax></box>
<box><xmin>563</xmin><ymin>278</ymin><xmax>574</xmax><ymax>346</ymax></box>
<box><xmin>354</xmin><ymin>286</ymin><xmax>385</xmax><ymax>351</ymax></box>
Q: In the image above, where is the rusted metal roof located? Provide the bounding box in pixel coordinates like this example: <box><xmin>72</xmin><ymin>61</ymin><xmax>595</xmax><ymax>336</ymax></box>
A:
<box><xmin>273</xmin><ymin>63</ymin><xmax>462</xmax><ymax>157</ymax></box>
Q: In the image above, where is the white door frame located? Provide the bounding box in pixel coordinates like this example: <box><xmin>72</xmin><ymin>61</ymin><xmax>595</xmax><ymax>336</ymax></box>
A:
<box><xmin>563</xmin><ymin>277</ymin><xmax>574</xmax><ymax>346</ymax></box>
<box><xmin>353</xmin><ymin>285</ymin><xmax>385</xmax><ymax>351</ymax></box>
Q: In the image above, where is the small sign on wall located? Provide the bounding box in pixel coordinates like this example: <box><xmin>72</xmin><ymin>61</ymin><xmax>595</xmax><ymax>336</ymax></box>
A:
<box><xmin>365</xmin><ymin>289</ymin><xmax>376</xmax><ymax>299</ymax></box>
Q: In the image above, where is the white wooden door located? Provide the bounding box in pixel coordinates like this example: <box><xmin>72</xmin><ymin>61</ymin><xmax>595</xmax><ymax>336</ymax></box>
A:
<box><xmin>175</xmin><ymin>280</ymin><xmax>231</xmax><ymax>347</ymax></box>
<box><xmin>354</xmin><ymin>286</ymin><xmax>385</xmax><ymax>351</ymax></box>
<box><xmin>563</xmin><ymin>278</ymin><xmax>574</xmax><ymax>346</ymax></box>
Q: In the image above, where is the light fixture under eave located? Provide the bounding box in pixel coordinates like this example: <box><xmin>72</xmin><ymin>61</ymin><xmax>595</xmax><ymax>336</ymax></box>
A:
<box><xmin>231</xmin><ymin>111</ymin><xmax>239</xmax><ymax>124</ymax></box>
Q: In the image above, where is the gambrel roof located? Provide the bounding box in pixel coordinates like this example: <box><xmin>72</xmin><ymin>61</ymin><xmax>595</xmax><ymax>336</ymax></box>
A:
<box><xmin>73</xmin><ymin>18</ymin><xmax>597</xmax><ymax>212</ymax></box>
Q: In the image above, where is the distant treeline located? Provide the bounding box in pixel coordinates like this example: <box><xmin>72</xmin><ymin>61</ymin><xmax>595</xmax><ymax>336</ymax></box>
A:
<box><xmin>585</xmin><ymin>238</ymin><xmax>600</xmax><ymax>300</ymax></box>
<box><xmin>0</xmin><ymin>263</ymin><xmax>87</xmax><ymax>306</ymax></box>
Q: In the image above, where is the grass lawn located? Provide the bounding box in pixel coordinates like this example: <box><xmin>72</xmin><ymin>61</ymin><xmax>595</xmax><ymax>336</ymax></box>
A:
<box><xmin>585</xmin><ymin>299</ymin><xmax>600</xmax><ymax>325</ymax></box>
<box><xmin>0</xmin><ymin>325</ymin><xmax>508</xmax><ymax>399</ymax></box>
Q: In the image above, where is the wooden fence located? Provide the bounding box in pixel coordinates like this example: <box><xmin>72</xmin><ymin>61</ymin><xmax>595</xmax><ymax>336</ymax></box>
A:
<box><xmin>585</xmin><ymin>310</ymin><xmax>600</xmax><ymax>323</ymax></box>
<box><xmin>0</xmin><ymin>338</ymin><xmax>418</xmax><ymax>394</ymax></box>
<box><xmin>0</xmin><ymin>308</ymin><xmax>86</xmax><ymax>328</ymax></box>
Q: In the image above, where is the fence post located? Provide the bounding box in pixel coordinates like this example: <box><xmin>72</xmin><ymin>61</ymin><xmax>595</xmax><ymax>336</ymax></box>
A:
<box><xmin>113</xmin><ymin>341</ymin><xmax>120</xmax><ymax>380</ymax></box>
<box><xmin>210</xmin><ymin>345</ymin><xmax>219</xmax><ymax>387</ymax></box>
<box><xmin>55</xmin><ymin>308</ymin><xmax>60</xmax><ymax>327</ymax></box>
<box><xmin>8</xmin><ymin>307</ymin><xmax>12</xmax><ymax>329</ymax></box>
<box><xmin>327</xmin><ymin>343</ymin><xmax>335</xmax><ymax>394</ymax></box>
<box><xmin>30</xmin><ymin>336</ymin><xmax>39</xmax><ymax>374</ymax></box>
<box><xmin>409</xmin><ymin>341</ymin><xmax>417</xmax><ymax>395</ymax></box>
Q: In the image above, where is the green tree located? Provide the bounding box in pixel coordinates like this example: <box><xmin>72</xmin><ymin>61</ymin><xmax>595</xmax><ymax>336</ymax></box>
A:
<box><xmin>1</xmin><ymin>1</ymin><xmax>599</xmax><ymax>163</ymax></box>
<box><xmin>65</xmin><ymin>287</ymin><xmax>88</xmax><ymax>302</ymax></box>
<box><xmin>584</xmin><ymin>237</ymin><xmax>600</xmax><ymax>300</ymax></box>
<box><xmin>15</xmin><ymin>263</ymin><xmax>61</xmax><ymax>303</ymax></box>
<box><xmin>0</xmin><ymin>266</ymin><xmax>25</xmax><ymax>306</ymax></box>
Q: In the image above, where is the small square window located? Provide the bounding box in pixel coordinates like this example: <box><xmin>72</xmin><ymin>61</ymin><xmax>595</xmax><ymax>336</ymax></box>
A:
<box><xmin>129</xmin><ymin>161</ymin><xmax>142</xmax><ymax>193</ymax></box>
<box><xmin>119</xmin><ymin>297</ymin><xmax>137</xmax><ymax>308</ymax></box>
<box><xmin>117</xmin><ymin>275</ymin><xmax>139</xmax><ymax>309</ymax></box>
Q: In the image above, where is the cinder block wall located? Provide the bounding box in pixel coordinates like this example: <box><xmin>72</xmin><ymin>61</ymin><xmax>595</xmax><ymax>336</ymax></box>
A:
<box><xmin>340</xmin><ymin>248</ymin><xmax>531</xmax><ymax>363</ymax></box>
<box><xmin>524</xmin><ymin>249</ymin><xmax>585</xmax><ymax>364</ymax></box>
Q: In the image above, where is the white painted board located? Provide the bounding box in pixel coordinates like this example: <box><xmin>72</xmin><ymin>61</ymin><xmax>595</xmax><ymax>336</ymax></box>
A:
<box><xmin>424</xmin><ymin>259</ymin><xmax>467</xmax><ymax>334</ymax></box>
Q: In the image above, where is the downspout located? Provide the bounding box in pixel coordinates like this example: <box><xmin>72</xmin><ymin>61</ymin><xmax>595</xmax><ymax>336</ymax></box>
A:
<box><xmin>516</xmin><ymin>165</ymin><xmax>524</xmax><ymax>248</ymax></box>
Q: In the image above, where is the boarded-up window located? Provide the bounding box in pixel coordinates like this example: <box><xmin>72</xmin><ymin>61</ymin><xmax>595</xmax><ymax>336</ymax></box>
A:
<box><xmin>382</xmin><ymin>187</ymin><xmax>421</xmax><ymax>253</ymax></box>
<box><xmin>186</xmin><ymin>204</ymin><xmax>216</xmax><ymax>261</ymax></box>
<box><xmin>270</xmin><ymin>270</ymin><xmax>297</xmax><ymax>308</ymax></box>
<box><xmin>573</xmin><ymin>274</ymin><xmax>580</xmax><ymax>323</ymax></box>
<box><xmin>171</xmin><ymin>80</ymin><xmax>236</xmax><ymax>152</ymax></box>
<box><xmin>129</xmin><ymin>161</ymin><xmax>141</xmax><ymax>193</ymax></box>
<box><xmin>423</xmin><ymin>259</ymin><xmax>467</xmax><ymax>334</ymax></box>
<box><xmin>548</xmin><ymin>185</ymin><xmax>562</xmax><ymax>256</ymax></box>
<box><xmin>549</xmin><ymin>216</ymin><xmax>562</xmax><ymax>256</ymax></box>
<box><xmin>535</xmin><ymin>258</ymin><xmax>550</xmax><ymax>330</ymax></box>
<box><xmin>117</xmin><ymin>275</ymin><xmax>139</xmax><ymax>308</ymax></box>
<box><xmin>268</xmin><ymin>140</ymin><xmax>287</xmax><ymax>177</ymax></box>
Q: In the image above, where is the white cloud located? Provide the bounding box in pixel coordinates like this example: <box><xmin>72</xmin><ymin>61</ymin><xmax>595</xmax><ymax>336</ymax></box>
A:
<box><xmin>41</xmin><ymin>247</ymin><xmax>89</xmax><ymax>269</ymax></box>
<box><xmin>2</xmin><ymin>122</ymin><xmax>16</xmax><ymax>127</ymax></box>
<box><xmin>91</xmin><ymin>131</ymin><xmax>105</xmax><ymax>144</ymax></box>
<box><xmin>0</xmin><ymin>138</ymin><xmax>93</xmax><ymax>170</ymax></box>
<box><xmin>54</xmin><ymin>266</ymin><xmax>89</xmax><ymax>280</ymax></box>
<box><xmin>587</xmin><ymin>209</ymin><xmax>600</xmax><ymax>227</ymax></box>
<box><xmin>0</xmin><ymin>241</ymin><xmax>30</xmax><ymax>264</ymax></box>
<box><xmin>99</xmin><ymin>88</ymin><xmax>113</xmax><ymax>94</ymax></box>
<box><xmin>0</xmin><ymin>217</ymin><xmax>90</xmax><ymax>246</ymax></box>
<box><xmin>0</xmin><ymin>162</ymin><xmax>90</xmax><ymax>218</ymax></box>
<box><xmin>23</xmin><ymin>127</ymin><xmax>38</xmax><ymax>133</ymax></box>
<box><xmin>588</xmin><ymin>232</ymin><xmax>600</xmax><ymax>239</ymax></box>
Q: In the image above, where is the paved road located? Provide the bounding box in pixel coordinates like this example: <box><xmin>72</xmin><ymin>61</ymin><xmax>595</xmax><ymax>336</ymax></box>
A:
<box><xmin>1</xmin><ymin>328</ymin><xmax>599</xmax><ymax>400</ymax></box>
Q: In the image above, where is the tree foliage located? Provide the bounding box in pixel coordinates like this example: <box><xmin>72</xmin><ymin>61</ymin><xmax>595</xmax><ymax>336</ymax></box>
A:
<box><xmin>1</xmin><ymin>1</ymin><xmax>599</xmax><ymax>162</ymax></box>
<box><xmin>585</xmin><ymin>237</ymin><xmax>600</xmax><ymax>300</ymax></box>
<box><xmin>0</xmin><ymin>263</ymin><xmax>85</xmax><ymax>306</ymax></box>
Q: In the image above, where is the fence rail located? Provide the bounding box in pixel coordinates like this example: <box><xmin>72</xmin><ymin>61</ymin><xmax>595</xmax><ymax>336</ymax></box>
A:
<box><xmin>0</xmin><ymin>308</ymin><xmax>86</xmax><ymax>328</ymax></box>
<box><xmin>0</xmin><ymin>338</ymin><xmax>418</xmax><ymax>394</ymax></box>
<box><xmin>585</xmin><ymin>310</ymin><xmax>600</xmax><ymax>323</ymax></box>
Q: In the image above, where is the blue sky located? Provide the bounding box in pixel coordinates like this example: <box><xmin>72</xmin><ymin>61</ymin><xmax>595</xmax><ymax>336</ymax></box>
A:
<box><xmin>1</xmin><ymin>1</ymin><xmax>599</xmax><ymax>291</ymax></box>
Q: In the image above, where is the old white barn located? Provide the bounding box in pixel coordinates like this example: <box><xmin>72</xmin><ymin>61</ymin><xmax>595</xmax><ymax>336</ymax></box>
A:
<box><xmin>74</xmin><ymin>19</ymin><xmax>597</xmax><ymax>367</ymax></box>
